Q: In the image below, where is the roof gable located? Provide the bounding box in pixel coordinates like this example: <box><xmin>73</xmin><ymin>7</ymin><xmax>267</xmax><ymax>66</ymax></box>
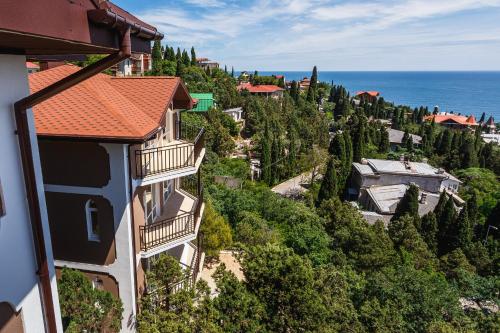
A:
<box><xmin>30</xmin><ymin>64</ymin><xmax>190</xmax><ymax>141</ymax></box>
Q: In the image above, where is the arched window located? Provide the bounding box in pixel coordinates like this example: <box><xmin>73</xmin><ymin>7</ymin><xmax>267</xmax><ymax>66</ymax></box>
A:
<box><xmin>85</xmin><ymin>200</ymin><xmax>100</xmax><ymax>242</ymax></box>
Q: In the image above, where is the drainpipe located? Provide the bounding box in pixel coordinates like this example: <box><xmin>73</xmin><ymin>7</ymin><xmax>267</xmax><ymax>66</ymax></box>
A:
<box><xmin>13</xmin><ymin>27</ymin><xmax>131</xmax><ymax>333</ymax></box>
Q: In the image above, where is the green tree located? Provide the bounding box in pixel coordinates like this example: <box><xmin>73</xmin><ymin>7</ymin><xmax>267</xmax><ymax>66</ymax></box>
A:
<box><xmin>151</xmin><ymin>40</ymin><xmax>163</xmax><ymax>75</ymax></box>
<box><xmin>212</xmin><ymin>266</ymin><xmax>265</xmax><ymax>333</ymax></box>
<box><xmin>306</xmin><ymin>66</ymin><xmax>318</xmax><ymax>103</ymax></box>
<box><xmin>175</xmin><ymin>59</ymin><xmax>184</xmax><ymax>77</ymax></box>
<box><xmin>438</xmin><ymin>198</ymin><xmax>457</xmax><ymax>255</ymax></box>
<box><xmin>190</xmin><ymin>46</ymin><xmax>197</xmax><ymax>66</ymax></box>
<box><xmin>456</xmin><ymin>206</ymin><xmax>473</xmax><ymax>250</ymax></box>
<box><xmin>420</xmin><ymin>212</ymin><xmax>438</xmax><ymax>253</ymax></box>
<box><xmin>379</xmin><ymin>126</ymin><xmax>390</xmax><ymax>153</ymax></box>
<box><xmin>317</xmin><ymin>157</ymin><xmax>338</xmax><ymax>205</ymax></box>
<box><xmin>391</xmin><ymin>183</ymin><xmax>420</xmax><ymax>222</ymax></box>
<box><xmin>201</xmin><ymin>200</ymin><xmax>233</xmax><ymax>258</ymax></box>
<box><xmin>58</xmin><ymin>268</ymin><xmax>123</xmax><ymax>332</ymax></box>
<box><xmin>235</xmin><ymin>211</ymin><xmax>279</xmax><ymax>246</ymax></box>
<box><xmin>260</xmin><ymin>122</ymin><xmax>272</xmax><ymax>185</ymax></box>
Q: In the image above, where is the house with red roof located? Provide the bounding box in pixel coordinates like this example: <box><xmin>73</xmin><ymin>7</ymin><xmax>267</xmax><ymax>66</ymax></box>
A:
<box><xmin>0</xmin><ymin>1</ymin><xmax>161</xmax><ymax>332</ymax></box>
<box><xmin>424</xmin><ymin>113</ymin><xmax>478</xmax><ymax>130</ymax></box>
<box><xmin>237</xmin><ymin>82</ymin><xmax>284</xmax><ymax>99</ymax></box>
<box><xmin>355</xmin><ymin>91</ymin><xmax>380</xmax><ymax>103</ymax></box>
<box><xmin>30</xmin><ymin>64</ymin><xmax>206</xmax><ymax>329</ymax></box>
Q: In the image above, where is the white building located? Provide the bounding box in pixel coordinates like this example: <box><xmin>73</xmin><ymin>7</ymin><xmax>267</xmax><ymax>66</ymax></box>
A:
<box><xmin>223</xmin><ymin>107</ymin><xmax>244</xmax><ymax>122</ymax></box>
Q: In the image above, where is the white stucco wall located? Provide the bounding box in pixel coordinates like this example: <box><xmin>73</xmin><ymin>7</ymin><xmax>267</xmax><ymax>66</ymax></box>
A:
<box><xmin>0</xmin><ymin>54</ymin><xmax>63</xmax><ymax>332</ymax></box>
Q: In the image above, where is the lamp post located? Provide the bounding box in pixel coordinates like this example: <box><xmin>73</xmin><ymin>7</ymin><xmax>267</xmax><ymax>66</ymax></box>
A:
<box><xmin>484</xmin><ymin>225</ymin><xmax>498</xmax><ymax>245</ymax></box>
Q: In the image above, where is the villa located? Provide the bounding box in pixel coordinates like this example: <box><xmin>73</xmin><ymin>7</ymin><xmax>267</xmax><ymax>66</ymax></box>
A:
<box><xmin>30</xmin><ymin>64</ymin><xmax>205</xmax><ymax>332</ymax></box>
<box><xmin>355</xmin><ymin>91</ymin><xmax>380</xmax><ymax>103</ymax></box>
<box><xmin>237</xmin><ymin>82</ymin><xmax>284</xmax><ymax>99</ymax></box>
<box><xmin>0</xmin><ymin>1</ymin><xmax>161</xmax><ymax>332</ymax></box>
<box><xmin>424</xmin><ymin>113</ymin><xmax>478</xmax><ymax>130</ymax></box>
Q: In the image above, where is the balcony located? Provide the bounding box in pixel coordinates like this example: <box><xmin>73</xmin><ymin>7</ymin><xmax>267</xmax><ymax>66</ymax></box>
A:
<box><xmin>133</xmin><ymin>122</ymin><xmax>205</xmax><ymax>182</ymax></box>
<box><xmin>139</xmin><ymin>175</ymin><xmax>204</xmax><ymax>254</ymax></box>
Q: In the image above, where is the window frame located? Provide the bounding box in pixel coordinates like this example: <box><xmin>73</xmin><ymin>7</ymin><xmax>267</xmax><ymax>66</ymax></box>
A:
<box><xmin>85</xmin><ymin>199</ymin><xmax>100</xmax><ymax>242</ymax></box>
<box><xmin>144</xmin><ymin>185</ymin><xmax>157</xmax><ymax>225</ymax></box>
<box><xmin>162</xmin><ymin>180</ymin><xmax>173</xmax><ymax>204</ymax></box>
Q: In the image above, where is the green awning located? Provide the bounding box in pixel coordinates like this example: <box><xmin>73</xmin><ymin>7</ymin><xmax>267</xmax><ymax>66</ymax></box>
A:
<box><xmin>189</xmin><ymin>93</ymin><xmax>214</xmax><ymax>112</ymax></box>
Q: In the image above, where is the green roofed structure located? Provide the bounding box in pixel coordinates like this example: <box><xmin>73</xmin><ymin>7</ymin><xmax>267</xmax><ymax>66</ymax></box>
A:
<box><xmin>189</xmin><ymin>93</ymin><xmax>214</xmax><ymax>112</ymax></box>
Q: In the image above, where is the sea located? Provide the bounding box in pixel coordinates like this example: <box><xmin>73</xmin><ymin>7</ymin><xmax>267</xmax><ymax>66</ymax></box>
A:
<box><xmin>255</xmin><ymin>71</ymin><xmax>500</xmax><ymax>120</ymax></box>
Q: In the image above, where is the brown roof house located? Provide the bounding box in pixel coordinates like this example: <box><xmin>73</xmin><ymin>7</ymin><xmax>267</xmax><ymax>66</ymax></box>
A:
<box><xmin>31</xmin><ymin>64</ymin><xmax>205</xmax><ymax>332</ymax></box>
<box><xmin>0</xmin><ymin>1</ymin><xmax>161</xmax><ymax>332</ymax></box>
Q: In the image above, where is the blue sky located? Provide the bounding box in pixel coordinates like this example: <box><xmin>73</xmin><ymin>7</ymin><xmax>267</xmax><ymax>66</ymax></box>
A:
<box><xmin>116</xmin><ymin>0</ymin><xmax>500</xmax><ymax>71</ymax></box>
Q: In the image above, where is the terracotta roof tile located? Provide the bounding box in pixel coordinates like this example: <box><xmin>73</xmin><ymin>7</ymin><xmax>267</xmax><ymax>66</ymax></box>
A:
<box><xmin>29</xmin><ymin>64</ymin><xmax>186</xmax><ymax>140</ymax></box>
<box><xmin>424</xmin><ymin>114</ymin><xmax>478</xmax><ymax>126</ymax></box>
<box><xmin>237</xmin><ymin>82</ymin><xmax>284</xmax><ymax>93</ymax></box>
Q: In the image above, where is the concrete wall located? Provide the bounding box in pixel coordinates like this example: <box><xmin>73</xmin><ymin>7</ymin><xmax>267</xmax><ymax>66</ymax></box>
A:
<box><xmin>0</xmin><ymin>54</ymin><xmax>63</xmax><ymax>332</ymax></box>
<box><xmin>359</xmin><ymin>173</ymin><xmax>442</xmax><ymax>193</ymax></box>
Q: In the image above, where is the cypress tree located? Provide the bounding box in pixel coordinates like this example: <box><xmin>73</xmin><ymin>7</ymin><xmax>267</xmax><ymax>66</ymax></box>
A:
<box><xmin>181</xmin><ymin>50</ymin><xmax>190</xmax><ymax>66</ymax></box>
<box><xmin>287</xmin><ymin>128</ymin><xmax>297</xmax><ymax>177</ymax></box>
<box><xmin>342</xmin><ymin>130</ymin><xmax>353</xmax><ymax>180</ymax></box>
<box><xmin>379</xmin><ymin>127</ymin><xmax>390</xmax><ymax>153</ymax></box>
<box><xmin>434</xmin><ymin>191</ymin><xmax>448</xmax><ymax>222</ymax></box>
<box><xmin>152</xmin><ymin>40</ymin><xmax>163</xmax><ymax>75</ymax></box>
<box><xmin>438</xmin><ymin>129</ymin><xmax>452</xmax><ymax>155</ymax></box>
<box><xmin>271</xmin><ymin>136</ymin><xmax>280</xmax><ymax>185</ymax></box>
<box><xmin>306</xmin><ymin>66</ymin><xmax>318</xmax><ymax>103</ymax></box>
<box><xmin>190</xmin><ymin>46</ymin><xmax>197</xmax><ymax>66</ymax></box>
<box><xmin>175</xmin><ymin>60</ymin><xmax>184</xmax><ymax>77</ymax></box>
<box><xmin>420</xmin><ymin>212</ymin><xmax>438</xmax><ymax>253</ymax></box>
<box><xmin>467</xmin><ymin>191</ymin><xmax>479</xmax><ymax>227</ymax></box>
<box><xmin>231</xmin><ymin>66</ymin><xmax>235</xmax><ymax>78</ymax></box>
<box><xmin>176</xmin><ymin>47</ymin><xmax>182</xmax><ymax>61</ymax></box>
<box><xmin>329</xmin><ymin>133</ymin><xmax>346</xmax><ymax>163</ymax></box>
<box><xmin>438</xmin><ymin>198</ymin><xmax>457</xmax><ymax>255</ymax></box>
<box><xmin>317</xmin><ymin>157</ymin><xmax>337</xmax><ymax>205</ymax></box>
<box><xmin>352</xmin><ymin>118</ymin><xmax>366</xmax><ymax>163</ymax></box>
<box><xmin>261</xmin><ymin>123</ymin><xmax>272</xmax><ymax>185</ymax></box>
<box><xmin>457</xmin><ymin>206</ymin><xmax>473</xmax><ymax>250</ymax></box>
<box><xmin>392</xmin><ymin>183</ymin><xmax>420</xmax><ymax>222</ymax></box>
<box><xmin>224</xmin><ymin>65</ymin><xmax>228</xmax><ymax>73</ymax></box>
<box><xmin>290</xmin><ymin>81</ymin><xmax>298</xmax><ymax>103</ymax></box>
<box><xmin>406</xmin><ymin>136</ymin><xmax>414</xmax><ymax>152</ymax></box>
<box><xmin>459</xmin><ymin>135</ymin><xmax>478</xmax><ymax>168</ymax></box>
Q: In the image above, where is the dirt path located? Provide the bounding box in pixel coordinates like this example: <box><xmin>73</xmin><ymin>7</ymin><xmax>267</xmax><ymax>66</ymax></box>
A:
<box><xmin>198</xmin><ymin>250</ymin><xmax>244</xmax><ymax>297</ymax></box>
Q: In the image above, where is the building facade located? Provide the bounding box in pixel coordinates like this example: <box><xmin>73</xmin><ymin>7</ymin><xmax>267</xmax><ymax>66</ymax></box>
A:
<box><xmin>31</xmin><ymin>65</ymin><xmax>204</xmax><ymax>332</ymax></box>
<box><xmin>0</xmin><ymin>1</ymin><xmax>161</xmax><ymax>332</ymax></box>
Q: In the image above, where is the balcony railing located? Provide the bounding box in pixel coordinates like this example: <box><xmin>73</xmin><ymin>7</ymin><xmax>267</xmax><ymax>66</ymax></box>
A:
<box><xmin>134</xmin><ymin>122</ymin><xmax>205</xmax><ymax>179</ymax></box>
<box><xmin>139</xmin><ymin>175</ymin><xmax>204</xmax><ymax>252</ymax></box>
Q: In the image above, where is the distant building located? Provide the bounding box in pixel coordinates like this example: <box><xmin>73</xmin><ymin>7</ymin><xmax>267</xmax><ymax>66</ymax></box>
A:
<box><xmin>350</xmin><ymin>158</ymin><xmax>461</xmax><ymax>199</ymax></box>
<box><xmin>355</xmin><ymin>91</ymin><xmax>380</xmax><ymax>103</ymax></box>
<box><xmin>190</xmin><ymin>93</ymin><xmax>215</xmax><ymax>112</ymax></box>
<box><xmin>424</xmin><ymin>113</ymin><xmax>478</xmax><ymax>130</ymax></box>
<box><xmin>112</xmin><ymin>53</ymin><xmax>152</xmax><ymax>76</ymax></box>
<box><xmin>388</xmin><ymin>128</ymin><xmax>422</xmax><ymax>149</ymax></box>
<box><xmin>223</xmin><ymin>107</ymin><xmax>244</xmax><ymax>122</ymax></box>
<box><xmin>299</xmin><ymin>77</ymin><xmax>310</xmax><ymax>91</ymax></box>
<box><xmin>196</xmin><ymin>57</ymin><xmax>219</xmax><ymax>71</ymax></box>
<box><xmin>482</xmin><ymin>133</ymin><xmax>500</xmax><ymax>145</ymax></box>
<box><xmin>237</xmin><ymin>82</ymin><xmax>284</xmax><ymax>99</ymax></box>
<box><xmin>26</xmin><ymin>61</ymin><xmax>39</xmax><ymax>73</ymax></box>
<box><xmin>483</xmin><ymin>116</ymin><xmax>496</xmax><ymax>133</ymax></box>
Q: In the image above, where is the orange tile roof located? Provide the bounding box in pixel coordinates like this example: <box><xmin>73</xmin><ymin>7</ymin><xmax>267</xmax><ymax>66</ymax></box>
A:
<box><xmin>356</xmin><ymin>91</ymin><xmax>380</xmax><ymax>97</ymax></box>
<box><xmin>29</xmin><ymin>64</ymin><xmax>191</xmax><ymax>141</ymax></box>
<box><xmin>424</xmin><ymin>114</ymin><xmax>478</xmax><ymax>126</ymax></box>
<box><xmin>26</xmin><ymin>61</ymin><xmax>39</xmax><ymax>69</ymax></box>
<box><xmin>237</xmin><ymin>82</ymin><xmax>284</xmax><ymax>93</ymax></box>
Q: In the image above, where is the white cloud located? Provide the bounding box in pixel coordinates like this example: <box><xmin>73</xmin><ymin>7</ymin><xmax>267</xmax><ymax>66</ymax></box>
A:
<box><xmin>135</xmin><ymin>0</ymin><xmax>500</xmax><ymax>70</ymax></box>
<box><xmin>184</xmin><ymin>0</ymin><xmax>226</xmax><ymax>7</ymax></box>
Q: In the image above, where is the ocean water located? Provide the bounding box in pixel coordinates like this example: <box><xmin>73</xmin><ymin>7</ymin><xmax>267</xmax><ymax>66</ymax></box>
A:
<box><xmin>256</xmin><ymin>71</ymin><xmax>500</xmax><ymax>120</ymax></box>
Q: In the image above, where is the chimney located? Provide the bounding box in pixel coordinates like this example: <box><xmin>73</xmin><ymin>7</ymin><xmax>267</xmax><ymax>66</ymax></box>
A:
<box><xmin>420</xmin><ymin>193</ymin><xmax>427</xmax><ymax>204</ymax></box>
